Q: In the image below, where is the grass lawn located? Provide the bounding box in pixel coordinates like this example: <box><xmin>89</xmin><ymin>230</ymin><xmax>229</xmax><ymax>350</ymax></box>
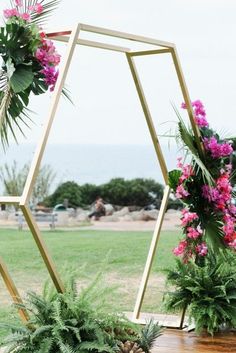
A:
<box><xmin>0</xmin><ymin>228</ymin><xmax>181</xmax><ymax>340</ymax></box>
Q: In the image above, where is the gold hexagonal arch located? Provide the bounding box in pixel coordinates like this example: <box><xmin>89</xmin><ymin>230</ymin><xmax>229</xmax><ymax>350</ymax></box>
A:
<box><xmin>0</xmin><ymin>23</ymin><xmax>203</xmax><ymax>327</ymax></box>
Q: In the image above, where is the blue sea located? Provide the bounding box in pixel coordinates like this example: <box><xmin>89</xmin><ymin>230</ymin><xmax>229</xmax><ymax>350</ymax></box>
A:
<box><xmin>0</xmin><ymin>143</ymin><xmax>179</xmax><ymax>191</ymax></box>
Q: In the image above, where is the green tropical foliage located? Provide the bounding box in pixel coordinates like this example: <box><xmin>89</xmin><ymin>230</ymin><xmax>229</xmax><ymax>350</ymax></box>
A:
<box><xmin>164</xmin><ymin>253</ymin><xmax>236</xmax><ymax>335</ymax></box>
<box><xmin>0</xmin><ymin>0</ymin><xmax>62</xmax><ymax>148</ymax></box>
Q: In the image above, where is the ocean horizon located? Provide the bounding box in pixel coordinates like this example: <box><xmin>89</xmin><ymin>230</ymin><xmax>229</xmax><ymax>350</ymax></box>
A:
<box><xmin>0</xmin><ymin>143</ymin><xmax>179</xmax><ymax>191</ymax></box>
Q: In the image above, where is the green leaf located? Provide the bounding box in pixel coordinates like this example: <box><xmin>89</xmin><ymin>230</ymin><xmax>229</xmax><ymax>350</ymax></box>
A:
<box><xmin>168</xmin><ymin>169</ymin><xmax>181</xmax><ymax>191</ymax></box>
<box><xmin>10</xmin><ymin>65</ymin><xmax>34</xmax><ymax>93</ymax></box>
<box><xmin>6</xmin><ymin>58</ymin><xmax>15</xmax><ymax>79</ymax></box>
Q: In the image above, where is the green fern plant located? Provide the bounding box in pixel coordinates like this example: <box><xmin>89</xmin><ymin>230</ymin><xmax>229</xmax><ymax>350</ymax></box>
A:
<box><xmin>0</xmin><ymin>271</ymin><xmax>162</xmax><ymax>353</ymax></box>
<box><xmin>164</xmin><ymin>252</ymin><xmax>236</xmax><ymax>335</ymax></box>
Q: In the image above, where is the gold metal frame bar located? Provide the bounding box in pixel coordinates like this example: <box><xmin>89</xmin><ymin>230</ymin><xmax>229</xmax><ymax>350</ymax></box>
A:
<box><xmin>48</xmin><ymin>36</ymin><xmax>130</xmax><ymax>53</ymax></box>
<box><xmin>126</xmin><ymin>53</ymin><xmax>169</xmax><ymax>184</ymax></box>
<box><xmin>130</xmin><ymin>49</ymin><xmax>171</xmax><ymax>57</ymax></box>
<box><xmin>170</xmin><ymin>47</ymin><xmax>204</xmax><ymax>156</ymax></box>
<box><xmin>21</xmin><ymin>23</ymin><xmax>81</xmax><ymax>205</ymax></box>
<box><xmin>0</xmin><ymin>256</ymin><xmax>29</xmax><ymax>322</ymax></box>
<box><xmin>132</xmin><ymin>186</ymin><xmax>171</xmax><ymax>320</ymax></box>
<box><xmin>132</xmin><ymin>317</ymin><xmax>185</xmax><ymax>329</ymax></box>
<box><xmin>0</xmin><ymin>196</ymin><xmax>21</xmax><ymax>204</ymax></box>
<box><xmin>80</xmin><ymin>23</ymin><xmax>175</xmax><ymax>48</ymax></box>
<box><xmin>20</xmin><ymin>205</ymin><xmax>65</xmax><ymax>293</ymax></box>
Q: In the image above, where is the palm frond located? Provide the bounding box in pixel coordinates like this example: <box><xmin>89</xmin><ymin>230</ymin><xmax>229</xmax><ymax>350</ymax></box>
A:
<box><xmin>172</xmin><ymin>104</ymin><xmax>214</xmax><ymax>186</ymax></box>
<box><xmin>30</xmin><ymin>0</ymin><xmax>61</xmax><ymax>26</ymax></box>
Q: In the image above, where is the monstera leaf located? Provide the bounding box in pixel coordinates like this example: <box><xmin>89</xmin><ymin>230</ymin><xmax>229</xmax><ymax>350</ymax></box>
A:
<box><xmin>168</xmin><ymin>169</ymin><xmax>181</xmax><ymax>191</ymax></box>
<box><xmin>10</xmin><ymin>65</ymin><xmax>34</xmax><ymax>93</ymax></box>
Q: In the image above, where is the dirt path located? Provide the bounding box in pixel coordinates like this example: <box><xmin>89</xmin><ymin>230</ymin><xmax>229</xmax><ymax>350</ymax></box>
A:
<box><xmin>0</xmin><ymin>211</ymin><xmax>182</xmax><ymax>232</ymax></box>
<box><xmin>84</xmin><ymin>212</ymin><xmax>181</xmax><ymax>232</ymax></box>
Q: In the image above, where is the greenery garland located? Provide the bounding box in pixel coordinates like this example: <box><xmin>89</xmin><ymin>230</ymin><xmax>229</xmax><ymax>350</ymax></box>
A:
<box><xmin>0</xmin><ymin>0</ymin><xmax>62</xmax><ymax>148</ymax></box>
<box><xmin>169</xmin><ymin>100</ymin><xmax>236</xmax><ymax>262</ymax></box>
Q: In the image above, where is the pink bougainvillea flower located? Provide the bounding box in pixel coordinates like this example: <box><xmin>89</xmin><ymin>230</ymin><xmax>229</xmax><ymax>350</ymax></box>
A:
<box><xmin>41</xmin><ymin>65</ymin><xmax>59</xmax><ymax>91</ymax></box>
<box><xmin>204</xmin><ymin>137</ymin><xmax>233</xmax><ymax>159</ymax></box>
<box><xmin>181</xmin><ymin>100</ymin><xmax>209</xmax><ymax>128</ymax></box>
<box><xmin>28</xmin><ymin>5</ymin><xmax>35</xmax><ymax>12</ymax></box>
<box><xmin>35</xmin><ymin>3</ymin><xmax>44</xmax><ymax>14</ymax></box>
<box><xmin>179</xmin><ymin>164</ymin><xmax>195</xmax><ymax>183</ymax></box>
<box><xmin>175</xmin><ymin>184</ymin><xmax>190</xmax><ymax>199</ymax></box>
<box><xmin>173</xmin><ymin>240</ymin><xmax>187</xmax><ymax>256</ymax></box>
<box><xmin>21</xmin><ymin>13</ymin><xmax>31</xmax><ymax>21</ymax></box>
<box><xmin>196</xmin><ymin>242</ymin><xmax>208</xmax><ymax>256</ymax></box>
<box><xmin>186</xmin><ymin>226</ymin><xmax>203</xmax><ymax>239</ymax></box>
<box><xmin>220</xmin><ymin>142</ymin><xmax>234</xmax><ymax>157</ymax></box>
<box><xmin>3</xmin><ymin>9</ymin><xmax>13</xmax><ymax>18</ymax></box>
<box><xmin>40</xmin><ymin>32</ymin><xmax>46</xmax><ymax>40</ymax></box>
<box><xmin>177</xmin><ymin>157</ymin><xmax>183</xmax><ymax>169</ymax></box>
<box><xmin>15</xmin><ymin>0</ymin><xmax>23</xmax><ymax>6</ymax></box>
<box><xmin>181</xmin><ymin>209</ymin><xmax>199</xmax><ymax>226</ymax></box>
<box><xmin>36</xmin><ymin>40</ymin><xmax>61</xmax><ymax>66</ymax></box>
<box><xmin>3</xmin><ymin>8</ymin><xmax>19</xmax><ymax>18</ymax></box>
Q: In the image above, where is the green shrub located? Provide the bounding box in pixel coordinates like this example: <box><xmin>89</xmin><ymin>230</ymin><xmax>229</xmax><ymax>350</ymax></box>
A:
<box><xmin>45</xmin><ymin>181</ymin><xmax>82</xmax><ymax>208</ymax></box>
<box><xmin>100</xmin><ymin>178</ymin><xmax>164</xmax><ymax>207</ymax></box>
<box><xmin>45</xmin><ymin>178</ymin><xmax>164</xmax><ymax>208</ymax></box>
<box><xmin>163</xmin><ymin>253</ymin><xmax>236</xmax><ymax>335</ymax></box>
<box><xmin>79</xmin><ymin>183</ymin><xmax>102</xmax><ymax>207</ymax></box>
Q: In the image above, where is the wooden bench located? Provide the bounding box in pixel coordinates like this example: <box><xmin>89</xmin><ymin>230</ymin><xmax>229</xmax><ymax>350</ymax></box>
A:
<box><xmin>17</xmin><ymin>212</ymin><xmax>58</xmax><ymax>230</ymax></box>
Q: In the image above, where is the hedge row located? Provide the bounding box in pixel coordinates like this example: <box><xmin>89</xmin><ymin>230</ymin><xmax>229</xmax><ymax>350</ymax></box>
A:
<box><xmin>44</xmin><ymin>178</ymin><xmax>166</xmax><ymax>208</ymax></box>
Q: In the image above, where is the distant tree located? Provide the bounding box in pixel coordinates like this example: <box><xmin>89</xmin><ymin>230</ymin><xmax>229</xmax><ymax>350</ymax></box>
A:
<box><xmin>100</xmin><ymin>178</ymin><xmax>164</xmax><ymax>207</ymax></box>
<box><xmin>45</xmin><ymin>181</ymin><xmax>82</xmax><ymax>208</ymax></box>
<box><xmin>100</xmin><ymin>178</ymin><xmax>129</xmax><ymax>205</ymax></box>
<box><xmin>0</xmin><ymin>161</ymin><xmax>56</xmax><ymax>207</ymax></box>
<box><xmin>31</xmin><ymin>164</ymin><xmax>56</xmax><ymax>205</ymax></box>
<box><xmin>45</xmin><ymin>178</ymin><xmax>164</xmax><ymax>209</ymax></box>
<box><xmin>0</xmin><ymin>160</ymin><xmax>27</xmax><ymax>197</ymax></box>
<box><xmin>79</xmin><ymin>183</ymin><xmax>102</xmax><ymax>206</ymax></box>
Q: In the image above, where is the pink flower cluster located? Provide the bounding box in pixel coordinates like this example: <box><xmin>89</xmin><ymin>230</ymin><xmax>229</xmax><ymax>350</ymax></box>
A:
<box><xmin>173</xmin><ymin>208</ymin><xmax>207</xmax><ymax>260</ymax></box>
<box><xmin>3</xmin><ymin>1</ymin><xmax>60</xmax><ymax>92</ymax></box>
<box><xmin>196</xmin><ymin>242</ymin><xmax>208</xmax><ymax>256</ymax></box>
<box><xmin>4</xmin><ymin>1</ymin><xmax>44</xmax><ymax>21</ymax></box>
<box><xmin>202</xmin><ymin>173</ymin><xmax>232</xmax><ymax>210</ymax></box>
<box><xmin>181</xmin><ymin>210</ymin><xmax>199</xmax><ymax>227</ymax></box>
<box><xmin>36</xmin><ymin>40</ymin><xmax>61</xmax><ymax>66</ymax></box>
<box><xmin>203</xmin><ymin>136</ymin><xmax>233</xmax><ymax>159</ymax></box>
<box><xmin>172</xmin><ymin>99</ymin><xmax>236</xmax><ymax>261</ymax></box>
<box><xmin>175</xmin><ymin>159</ymin><xmax>194</xmax><ymax>200</ymax></box>
<box><xmin>186</xmin><ymin>226</ymin><xmax>203</xmax><ymax>239</ymax></box>
<box><xmin>181</xmin><ymin>100</ymin><xmax>208</xmax><ymax>128</ymax></box>
<box><xmin>176</xmin><ymin>184</ymin><xmax>189</xmax><ymax>199</ymax></box>
<box><xmin>202</xmin><ymin>169</ymin><xmax>236</xmax><ymax>250</ymax></box>
<box><xmin>173</xmin><ymin>240</ymin><xmax>187</xmax><ymax>256</ymax></box>
<box><xmin>223</xmin><ymin>211</ymin><xmax>236</xmax><ymax>249</ymax></box>
<box><xmin>35</xmin><ymin>40</ymin><xmax>61</xmax><ymax>91</ymax></box>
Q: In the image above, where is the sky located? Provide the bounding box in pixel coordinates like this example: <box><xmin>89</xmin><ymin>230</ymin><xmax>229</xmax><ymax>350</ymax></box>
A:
<box><xmin>1</xmin><ymin>0</ymin><xmax>236</xmax><ymax>149</ymax></box>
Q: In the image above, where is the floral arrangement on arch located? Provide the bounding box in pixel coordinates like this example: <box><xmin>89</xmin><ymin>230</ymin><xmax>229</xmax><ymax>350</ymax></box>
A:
<box><xmin>0</xmin><ymin>0</ymin><xmax>63</xmax><ymax>148</ymax></box>
<box><xmin>169</xmin><ymin>100</ymin><xmax>236</xmax><ymax>262</ymax></box>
